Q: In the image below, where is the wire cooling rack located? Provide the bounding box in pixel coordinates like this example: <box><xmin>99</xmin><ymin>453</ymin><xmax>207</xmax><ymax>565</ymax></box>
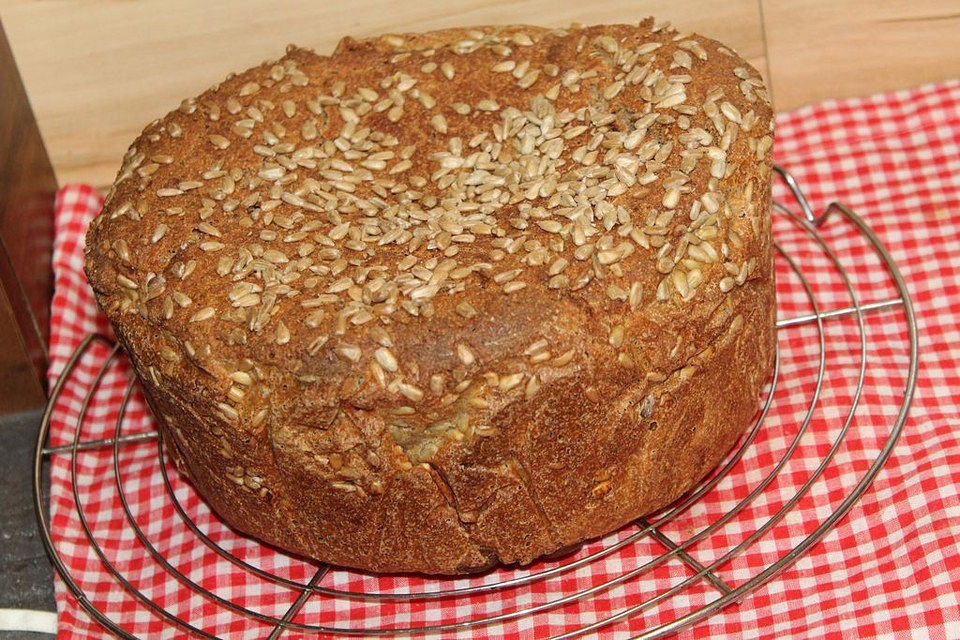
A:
<box><xmin>33</xmin><ymin>164</ymin><xmax>918</xmax><ymax>639</ymax></box>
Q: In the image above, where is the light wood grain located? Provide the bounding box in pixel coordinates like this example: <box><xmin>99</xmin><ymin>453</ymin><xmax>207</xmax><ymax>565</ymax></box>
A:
<box><xmin>763</xmin><ymin>0</ymin><xmax>960</xmax><ymax>110</ymax></box>
<box><xmin>3</xmin><ymin>0</ymin><xmax>958</xmax><ymax>189</ymax></box>
<box><xmin>0</xmin><ymin>0</ymin><xmax>766</xmax><ymax>187</ymax></box>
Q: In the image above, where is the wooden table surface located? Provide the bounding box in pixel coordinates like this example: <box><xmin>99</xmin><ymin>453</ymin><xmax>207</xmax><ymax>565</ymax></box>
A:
<box><xmin>1</xmin><ymin>0</ymin><xmax>959</xmax><ymax>189</ymax></box>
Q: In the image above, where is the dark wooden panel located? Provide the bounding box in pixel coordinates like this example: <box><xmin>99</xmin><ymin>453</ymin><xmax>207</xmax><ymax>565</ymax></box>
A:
<box><xmin>0</xmin><ymin>19</ymin><xmax>57</xmax><ymax>412</ymax></box>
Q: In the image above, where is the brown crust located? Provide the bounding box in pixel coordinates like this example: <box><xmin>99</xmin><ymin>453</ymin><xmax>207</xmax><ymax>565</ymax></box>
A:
<box><xmin>85</xmin><ymin>20</ymin><xmax>775</xmax><ymax>574</ymax></box>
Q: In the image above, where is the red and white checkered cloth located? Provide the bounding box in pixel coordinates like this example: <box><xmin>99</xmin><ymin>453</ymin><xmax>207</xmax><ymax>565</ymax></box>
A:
<box><xmin>47</xmin><ymin>80</ymin><xmax>960</xmax><ymax>639</ymax></box>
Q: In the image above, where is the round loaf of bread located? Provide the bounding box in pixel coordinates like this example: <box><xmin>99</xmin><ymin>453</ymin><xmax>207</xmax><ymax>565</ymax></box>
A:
<box><xmin>85</xmin><ymin>20</ymin><xmax>776</xmax><ymax>574</ymax></box>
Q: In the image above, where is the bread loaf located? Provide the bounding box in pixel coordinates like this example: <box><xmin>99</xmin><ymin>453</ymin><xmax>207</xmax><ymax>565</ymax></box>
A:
<box><xmin>85</xmin><ymin>19</ymin><xmax>776</xmax><ymax>574</ymax></box>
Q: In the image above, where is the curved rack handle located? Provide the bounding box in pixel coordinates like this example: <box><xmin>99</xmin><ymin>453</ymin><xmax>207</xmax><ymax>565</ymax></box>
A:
<box><xmin>772</xmin><ymin>163</ymin><xmax>819</xmax><ymax>225</ymax></box>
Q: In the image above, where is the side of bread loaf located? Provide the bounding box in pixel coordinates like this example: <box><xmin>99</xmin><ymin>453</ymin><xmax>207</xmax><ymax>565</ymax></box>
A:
<box><xmin>85</xmin><ymin>20</ymin><xmax>775</xmax><ymax>574</ymax></box>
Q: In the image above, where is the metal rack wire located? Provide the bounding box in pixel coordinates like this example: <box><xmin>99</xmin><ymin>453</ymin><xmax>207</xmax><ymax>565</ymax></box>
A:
<box><xmin>33</xmin><ymin>164</ymin><xmax>919</xmax><ymax>639</ymax></box>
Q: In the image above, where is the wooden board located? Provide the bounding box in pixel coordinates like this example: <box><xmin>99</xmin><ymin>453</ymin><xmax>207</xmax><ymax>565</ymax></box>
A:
<box><xmin>0</xmin><ymin>0</ymin><xmax>766</xmax><ymax>188</ymax></box>
<box><xmin>1</xmin><ymin>0</ymin><xmax>958</xmax><ymax>188</ymax></box>
<box><xmin>0</xmin><ymin>20</ymin><xmax>56</xmax><ymax>412</ymax></box>
<box><xmin>762</xmin><ymin>0</ymin><xmax>960</xmax><ymax>109</ymax></box>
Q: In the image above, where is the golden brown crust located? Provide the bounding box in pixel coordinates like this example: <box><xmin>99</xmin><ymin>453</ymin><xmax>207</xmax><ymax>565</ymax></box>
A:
<box><xmin>85</xmin><ymin>20</ymin><xmax>775</xmax><ymax>574</ymax></box>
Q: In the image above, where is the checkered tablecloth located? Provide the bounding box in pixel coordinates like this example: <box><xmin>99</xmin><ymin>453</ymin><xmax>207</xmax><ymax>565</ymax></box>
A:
<box><xmin>46</xmin><ymin>80</ymin><xmax>960</xmax><ymax>639</ymax></box>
